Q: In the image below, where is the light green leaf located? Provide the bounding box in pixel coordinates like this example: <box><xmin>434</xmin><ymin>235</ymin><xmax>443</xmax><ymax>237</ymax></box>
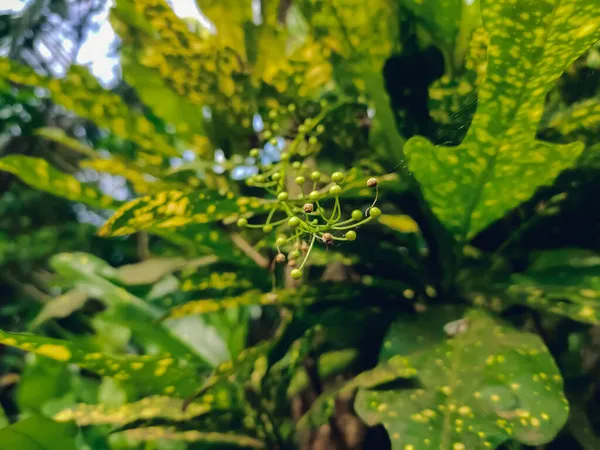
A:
<box><xmin>0</xmin><ymin>59</ymin><xmax>179</xmax><ymax>157</ymax></box>
<box><xmin>114</xmin><ymin>256</ymin><xmax>217</xmax><ymax>285</ymax></box>
<box><xmin>31</xmin><ymin>289</ymin><xmax>89</xmax><ymax>329</ymax></box>
<box><xmin>354</xmin><ymin>310</ymin><xmax>568</xmax><ymax>450</ymax></box>
<box><xmin>123</xmin><ymin>426</ymin><xmax>264</xmax><ymax>447</ymax></box>
<box><xmin>98</xmin><ymin>190</ymin><xmax>270</xmax><ymax>237</ymax></box>
<box><xmin>0</xmin><ymin>155</ymin><xmax>120</xmax><ymax>209</ymax></box>
<box><xmin>547</xmin><ymin>97</ymin><xmax>600</xmax><ymax>136</ymax></box>
<box><xmin>54</xmin><ymin>395</ymin><xmax>210</xmax><ymax>426</ymax></box>
<box><xmin>0</xmin><ymin>330</ymin><xmax>198</xmax><ymax>397</ymax></box>
<box><xmin>34</xmin><ymin>127</ymin><xmax>98</xmax><ymax>157</ymax></box>
<box><xmin>406</xmin><ymin>0</ymin><xmax>600</xmax><ymax>240</ymax></box>
<box><xmin>0</xmin><ymin>416</ymin><xmax>77</xmax><ymax>450</ymax></box>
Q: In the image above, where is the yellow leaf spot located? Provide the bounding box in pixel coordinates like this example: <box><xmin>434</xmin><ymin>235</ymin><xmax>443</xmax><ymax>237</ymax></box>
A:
<box><xmin>37</xmin><ymin>344</ymin><xmax>71</xmax><ymax>361</ymax></box>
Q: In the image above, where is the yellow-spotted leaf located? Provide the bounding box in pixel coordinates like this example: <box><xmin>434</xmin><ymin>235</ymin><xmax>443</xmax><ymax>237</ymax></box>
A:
<box><xmin>379</xmin><ymin>215</ymin><xmax>420</xmax><ymax>234</ymax></box>
<box><xmin>54</xmin><ymin>396</ymin><xmax>211</xmax><ymax>426</ymax></box>
<box><xmin>298</xmin><ymin>355</ymin><xmax>418</xmax><ymax>430</ymax></box>
<box><xmin>0</xmin><ymin>155</ymin><xmax>120</xmax><ymax>209</ymax></box>
<box><xmin>197</xmin><ymin>0</ymin><xmax>252</xmax><ymax>58</ymax></box>
<box><xmin>0</xmin><ymin>330</ymin><xmax>198</xmax><ymax>397</ymax></box>
<box><xmin>547</xmin><ymin>98</ymin><xmax>600</xmax><ymax>137</ymax></box>
<box><xmin>354</xmin><ymin>310</ymin><xmax>568</xmax><ymax>450</ymax></box>
<box><xmin>98</xmin><ymin>190</ymin><xmax>270</xmax><ymax>237</ymax></box>
<box><xmin>34</xmin><ymin>127</ymin><xmax>98</xmax><ymax>157</ymax></box>
<box><xmin>406</xmin><ymin>0</ymin><xmax>600</xmax><ymax>241</ymax></box>
<box><xmin>123</xmin><ymin>426</ymin><xmax>263</xmax><ymax>447</ymax></box>
<box><xmin>0</xmin><ymin>59</ymin><xmax>178</xmax><ymax>157</ymax></box>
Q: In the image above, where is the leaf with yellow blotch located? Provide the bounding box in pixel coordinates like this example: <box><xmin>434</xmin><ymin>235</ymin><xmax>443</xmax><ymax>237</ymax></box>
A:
<box><xmin>123</xmin><ymin>426</ymin><xmax>264</xmax><ymax>447</ymax></box>
<box><xmin>354</xmin><ymin>309</ymin><xmax>568</xmax><ymax>450</ymax></box>
<box><xmin>54</xmin><ymin>396</ymin><xmax>211</xmax><ymax>426</ymax></box>
<box><xmin>0</xmin><ymin>59</ymin><xmax>179</xmax><ymax>157</ymax></box>
<box><xmin>547</xmin><ymin>98</ymin><xmax>600</xmax><ymax>138</ymax></box>
<box><xmin>379</xmin><ymin>215</ymin><xmax>420</xmax><ymax>234</ymax></box>
<box><xmin>406</xmin><ymin>0</ymin><xmax>600</xmax><ymax>241</ymax></box>
<box><xmin>0</xmin><ymin>155</ymin><xmax>121</xmax><ymax>209</ymax></box>
<box><xmin>98</xmin><ymin>190</ymin><xmax>271</xmax><ymax>237</ymax></box>
<box><xmin>0</xmin><ymin>330</ymin><xmax>199</xmax><ymax>397</ymax></box>
<box><xmin>34</xmin><ymin>127</ymin><xmax>98</xmax><ymax>157</ymax></box>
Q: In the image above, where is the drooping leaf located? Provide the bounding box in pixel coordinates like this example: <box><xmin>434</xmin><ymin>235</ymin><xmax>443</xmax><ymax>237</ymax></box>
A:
<box><xmin>34</xmin><ymin>127</ymin><xmax>98</xmax><ymax>157</ymax></box>
<box><xmin>0</xmin><ymin>155</ymin><xmax>120</xmax><ymax>209</ymax></box>
<box><xmin>354</xmin><ymin>310</ymin><xmax>569</xmax><ymax>450</ymax></box>
<box><xmin>98</xmin><ymin>190</ymin><xmax>271</xmax><ymax>237</ymax></box>
<box><xmin>0</xmin><ymin>330</ymin><xmax>198</xmax><ymax>397</ymax></box>
<box><xmin>0</xmin><ymin>58</ymin><xmax>179</xmax><ymax>157</ymax></box>
<box><xmin>123</xmin><ymin>426</ymin><xmax>264</xmax><ymax>447</ymax></box>
<box><xmin>406</xmin><ymin>0</ymin><xmax>600</xmax><ymax>240</ymax></box>
<box><xmin>0</xmin><ymin>416</ymin><xmax>77</xmax><ymax>450</ymax></box>
<box><xmin>31</xmin><ymin>289</ymin><xmax>89</xmax><ymax>329</ymax></box>
<box><xmin>54</xmin><ymin>395</ymin><xmax>210</xmax><ymax>426</ymax></box>
<box><xmin>114</xmin><ymin>256</ymin><xmax>217</xmax><ymax>285</ymax></box>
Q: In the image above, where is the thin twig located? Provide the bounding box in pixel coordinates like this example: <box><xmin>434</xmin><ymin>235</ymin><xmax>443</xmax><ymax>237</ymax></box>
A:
<box><xmin>229</xmin><ymin>232</ymin><xmax>270</xmax><ymax>268</ymax></box>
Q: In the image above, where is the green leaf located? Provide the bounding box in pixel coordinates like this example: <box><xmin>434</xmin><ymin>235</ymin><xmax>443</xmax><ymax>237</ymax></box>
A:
<box><xmin>0</xmin><ymin>59</ymin><xmax>179</xmax><ymax>157</ymax></box>
<box><xmin>54</xmin><ymin>395</ymin><xmax>210</xmax><ymax>426</ymax></box>
<box><xmin>123</xmin><ymin>426</ymin><xmax>264</xmax><ymax>447</ymax></box>
<box><xmin>0</xmin><ymin>416</ymin><xmax>77</xmax><ymax>450</ymax></box>
<box><xmin>114</xmin><ymin>256</ymin><xmax>217</xmax><ymax>285</ymax></box>
<box><xmin>354</xmin><ymin>310</ymin><xmax>568</xmax><ymax>450</ymax></box>
<box><xmin>34</xmin><ymin>127</ymin><xmax>98</xmax><ymax>157</ymax></box>
<box><xmin>547</xmin><ymin>97</ymin><xmax>600</xmax><ymax>137</ymax></box>
<box><xmin>0</xmin><ymin>330</ymin><xmax>199</xmax><ymax>397</ymax></box>
<box><xmin>0</xmin><ymin>155</ymin><xmax>120</xmax><ymax>209</ymax></box>
<box><xmin>98</xmin><ymin>190</ymin><xmax>270</xmax><ymax>237</ymax></box>
<box><xmin>402</xmin><ymin>0</ymin><xmax>464</xmax><ymax>50</ymax></box>
<box><xmin>405</xmin><ymin>0</ymin><xmax>599</xmax><ymax>240</ymax></box>
<box><xmin>31</xmin><ymin>288</ymin><xmax>89</xmax><ymax>329</ymax></box>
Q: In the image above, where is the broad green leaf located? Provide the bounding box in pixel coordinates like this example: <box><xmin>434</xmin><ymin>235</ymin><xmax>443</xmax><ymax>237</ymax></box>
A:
<box><xmin>0</xmin><ymin>416</ymin><xmax>77</xmax><ymax>450</ymax></box>
<box><xmin>0</xmin><ymin>59</ymin><xmax>179</xmax><ymax>157</ymax></box>
<box><xmin>298</xmin><ymin>355</ymin><xmax>418</xmax><ymax>430</ymax></box>
<box><xmin>406</xmin><ymin>0</ymin><xmax>600</xmax><ymax>240</ymax></box>
<box><xmin>123</xmin><ymin>426</ymin><xmax>263</xmax><ymax>447</ymax></box>
<box><xmin>0</xmin><ymin>155</ymin><xmax>120</xmax><ymax>209</ymax></box>
<box><xmin>547</xmin><ymin>97</ymin><xmax>600</xmax><ymax>137</ymax></box>
<box><xmin>0</xmin><ymin>330</ymin><xmax>198</xmax><ymax>397</ymax></box>
<box><xmin>114</xmin><ymin>256</ymin><xmax>217</xmax><ymax>285</ymax></box>
<box><xmin>34</xmin><ymin>127</ymin><xmax>98</xmax><ymax>157</ymax></box>
<box><xmin>54</xmin><ymin>395</ymin><xmax>210</xmax><ymax>425</ymax></box>
<box><xmin>354</xmin><ymin>310</ymin><xmax>568</xmax><ymax>450</ymax></box>
<box><xmin>402</xmin><ymin>0</ymin><xmax>463</xmax><ymax>50</ymax></box>
<box><xmin>196</xmin><ymin>0</ymin><xmax>252</xmax><ymax>57</ymax></box>
<box><xmin>98</xmin><ymin>190</ymin><xmax>270</xmax><ymax>237</ymax></box>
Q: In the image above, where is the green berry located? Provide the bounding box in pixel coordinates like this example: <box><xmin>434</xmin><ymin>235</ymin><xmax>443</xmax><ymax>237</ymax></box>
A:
<box><xmin>289</xmin><ymin>249</ymin><xmax>301</xmax><ymax>259</ymax></box>
<box><xmin>310</xmin><ymin>171</ymin><xmax>321</xmax><ymax>181</ymax></box>
<box><xmin>311</xmin><ymin>219</ymin><xmax>318</xmax><ymax>225</ymax></box>
<box><xmin>351</xmin><ymin>210</ymin><xmax>363</xmax><ymax>221</ymax></box>
<box><xmin>308</xmin><ymin>191</ymin><xmax>321</xmax><ymax>202</ymax></box>
<box><xmin>368</xmin><ymin>207</ymin><xmax>382</xmax><ymax>218</ymax></box>
<box><xmin>280</xmin><ymin>152</ymin><xmax>290</xmax><ymax>162</ymax></box>
<box><xmin>250</xmin><ymin>148</ymin><xmax>260</xmax><ymax>158</ymax></box>
<box><xmin>271</xmin><ymin>123</ymin><xmax>280</xmax><ymax>132</ymax></box>
<box><xmin>272</xmin><ymin>172</ymin><xmax>282</xmax><ymax>181</ymax></box>
<box><xmin>255</xmin><ymin>174</ymin><xmax>265</xmax><ymax>182</ymax></box>
<box><xmin>288</xmin><ymin>104</ymin><xmax>296</xmax><ymax>112</ymax></box>
<box><xmin>345</xmin><ymin>230</ymin><xmax>357</xmax><ymax>241</ymax></box>
<box><xmin>292</xmin><ymin>161</ymin><xmax>301</xmax><ymax>169</ymax></box>
<box><xmin>329</xmin><ymin>184</ymin><xmax>342</xmax><ymax>196</ymax></box>
<box><xmin>277</xmin><ymin>192</ymin><xmax>289</xmax><ymax>202</ymax></box>
<box><xmin>262</xmin><ymin>130</ymin><xmax>272</xmax><ymax>140</ymax></box>
<box><xmin>268</xmin><ymin>110</ymin><xmax>278</xmax><ymax>119</ymax></box>
<box><xmin>270</xmin><ymin>138</ymin><xmax>278</xmax><ymax>146</ymax></box>
<box><xmin>331</xmin><ymin>172</ymin><xmax>345</xmax><ymax>183</ymax></box>
<box><xmin>304</xmin><ymin>118</ymin><xmax>312</xmax><ymax>127</ymax></box>
<box><xmin>288</xmin><ymin>217</ymin><xmax>301</xmax><ymax>228</ymax></box>
<box><xmin>295</xmin><ymin>176</ymin><xmax>306</xmax><ymax>185</ymax></box>
<box><xmin>237</xmin><ymin>218</ymin><xmax>248</xmax><ymax>227</ymax></box>
<box><xmin>263</xmin><ymin>224</ymin><xmax>273</xmax><ymax>233</ymax></box>
<box><xmin>298</xmin><ymin>125</ymin><xmax>307</xmax><ymax>133</ymax></box>
<box><xmin>308</xmin><ymin>136</ymin><xmax>318</xmax><ymax>145</ymax></box>
<box><xmin>290</xmin><ymin>269</ymin><xmax>303</xmax><ymax>280</ymax></box>
<box><xmin>316</xmin><ymin>124</ymin><xmax>325</xmax><ymax>134</ymax></box>
<box><xmin>276</xmin><ymin>237</ymin><xmax>287</xmax><ymax>247</ymax></box>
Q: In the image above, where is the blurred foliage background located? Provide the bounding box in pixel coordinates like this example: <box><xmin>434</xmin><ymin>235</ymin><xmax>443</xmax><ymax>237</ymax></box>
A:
<box><xmin>0</xmin><ymin>0</ymin><xmax>598</xmax><ymax>449</ymax></box>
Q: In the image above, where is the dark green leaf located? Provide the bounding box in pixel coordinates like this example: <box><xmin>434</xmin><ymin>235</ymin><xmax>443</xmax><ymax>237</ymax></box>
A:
<box><xmin>0</xmin><ymin>416</ymin><xmax>77</xmax><ymax>450</ymax></box>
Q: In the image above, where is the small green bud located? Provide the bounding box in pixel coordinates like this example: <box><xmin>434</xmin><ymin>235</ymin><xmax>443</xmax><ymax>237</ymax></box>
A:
<box><xmin>288</xmin><ymin>217</ymin><xmax>301</xmax><ymax>228</ymax></box>
<box><xmin>287</xmin><ymin>104</ymin><xmax>296</xmax><ymax>112</ymax></box>
<box><xmin>308</xmin><ymin>191</ymin><xmax>321</xmax><ymax>202</ymax></box>
<box><xmin>249</xmin><ymin>148</ymin><xmax>260</xmax><ymax>158</ymax></box>
<box><xmin>290</xmin><ymin>269</ymin><xmax>303</xmax><ymax>280</ymax></box>
<box><xmin>345</xmin><ymin>230</ymin><xmax>357</xmax><ymax>241</ymax></box>
<box><xmin>298</xmin><ymin>125</ymin><xmax>307</xmax><ymax>133</ymax></box>
<box><xmin>280</xmin><ymin>152</ymin><xmax>290</xmax><ymax>162</ymax></box>
<box><xmin>272</xmin><ymin>172</ymin><xmax>282</xmax><ymax>181</ymax></box>
<box><xmin>368</xmin><ymin>207</ymin><xmax>382</xmax><ymax>218</ymax></box>
<box><xmin>276</xmin><ymin>237</ymin><xmax>287</xmax><ymax>247</ymax></box>
<box><xmin>277</xmin><ymin>192</ymin><xmax>289</xmax><ymax>202</ymax></box>
<box><xmin>310</xmin><ymin>171</ymin><xmax>321</xmax><ymax>181</ymax></box>
<box><xmin>237</xmin><ymin>218</ymin><xmax>248</xmax><ymax>227</ymax></box>
<box><xmin>295</xmin><ymin>176</ymin><xmax>306</xmax><ymax>185</ymax></box>
<box><xmin>331</xmin><ymin>172</ymin><xmax>345</xmax><ymax>183</ymax></box>
<box><xmin>329</xmin><ymin>184</ymin><xmax>342</xmax><ymax>196</ymax></box>
<box><xmin>308</xmin><ymin>136</ymin><xmax>318</xmax><ymax>145</ymax></box>
<box><xmin>255</xmin><ymin>174</ymin><xmax>265</xmax><ymax>183</ymax></box>
<box><xmin>270</xmin><ymin>138</ymin><xmax>278</xmax><ymax>146</ymax></box>
<box><xmin>304</xmin><ymin>118</ymin><xmax>312</xmax><ymax>127</ymax></box>
<box><xmin>262</xmin><ymin>130</ymin><xmax>272</xmax><ymax>140</ymax></box>
<box><xmin>311</xmin><ymin>219</ymin><xmax>318</xmax><ymax>225</ymax></box>
<box><xmin>316</xmin><ymin>124</ymin><xmax>325</xmax><ymax>134</ymax></box>
<box><xmin>271</xmin><ymin>123</ymin><xmax>280</xmax><ymax>132</ymax></box>
<box><xmin>289</xmin><ymin>249</ymin><xmax>301</xmax><ymax>259</ymax></box>
<box><xmin>351</xmin><ymin>210</ymin><xmax>363</xmax><ymax>221</ymax></box>
<box><xmin>263</xmin><ymin>224</ymin><xmax>273</xmax><ymax>233</ymax></box>
<box><xmin>292</xmin><ymin>161</ymin><xmax>302</xmax><ymax>170</ymax></box>
<box><xmin>268</xmin><ymin>110</ymin><xmax>278</xmax><ymax>119</ymax></box>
